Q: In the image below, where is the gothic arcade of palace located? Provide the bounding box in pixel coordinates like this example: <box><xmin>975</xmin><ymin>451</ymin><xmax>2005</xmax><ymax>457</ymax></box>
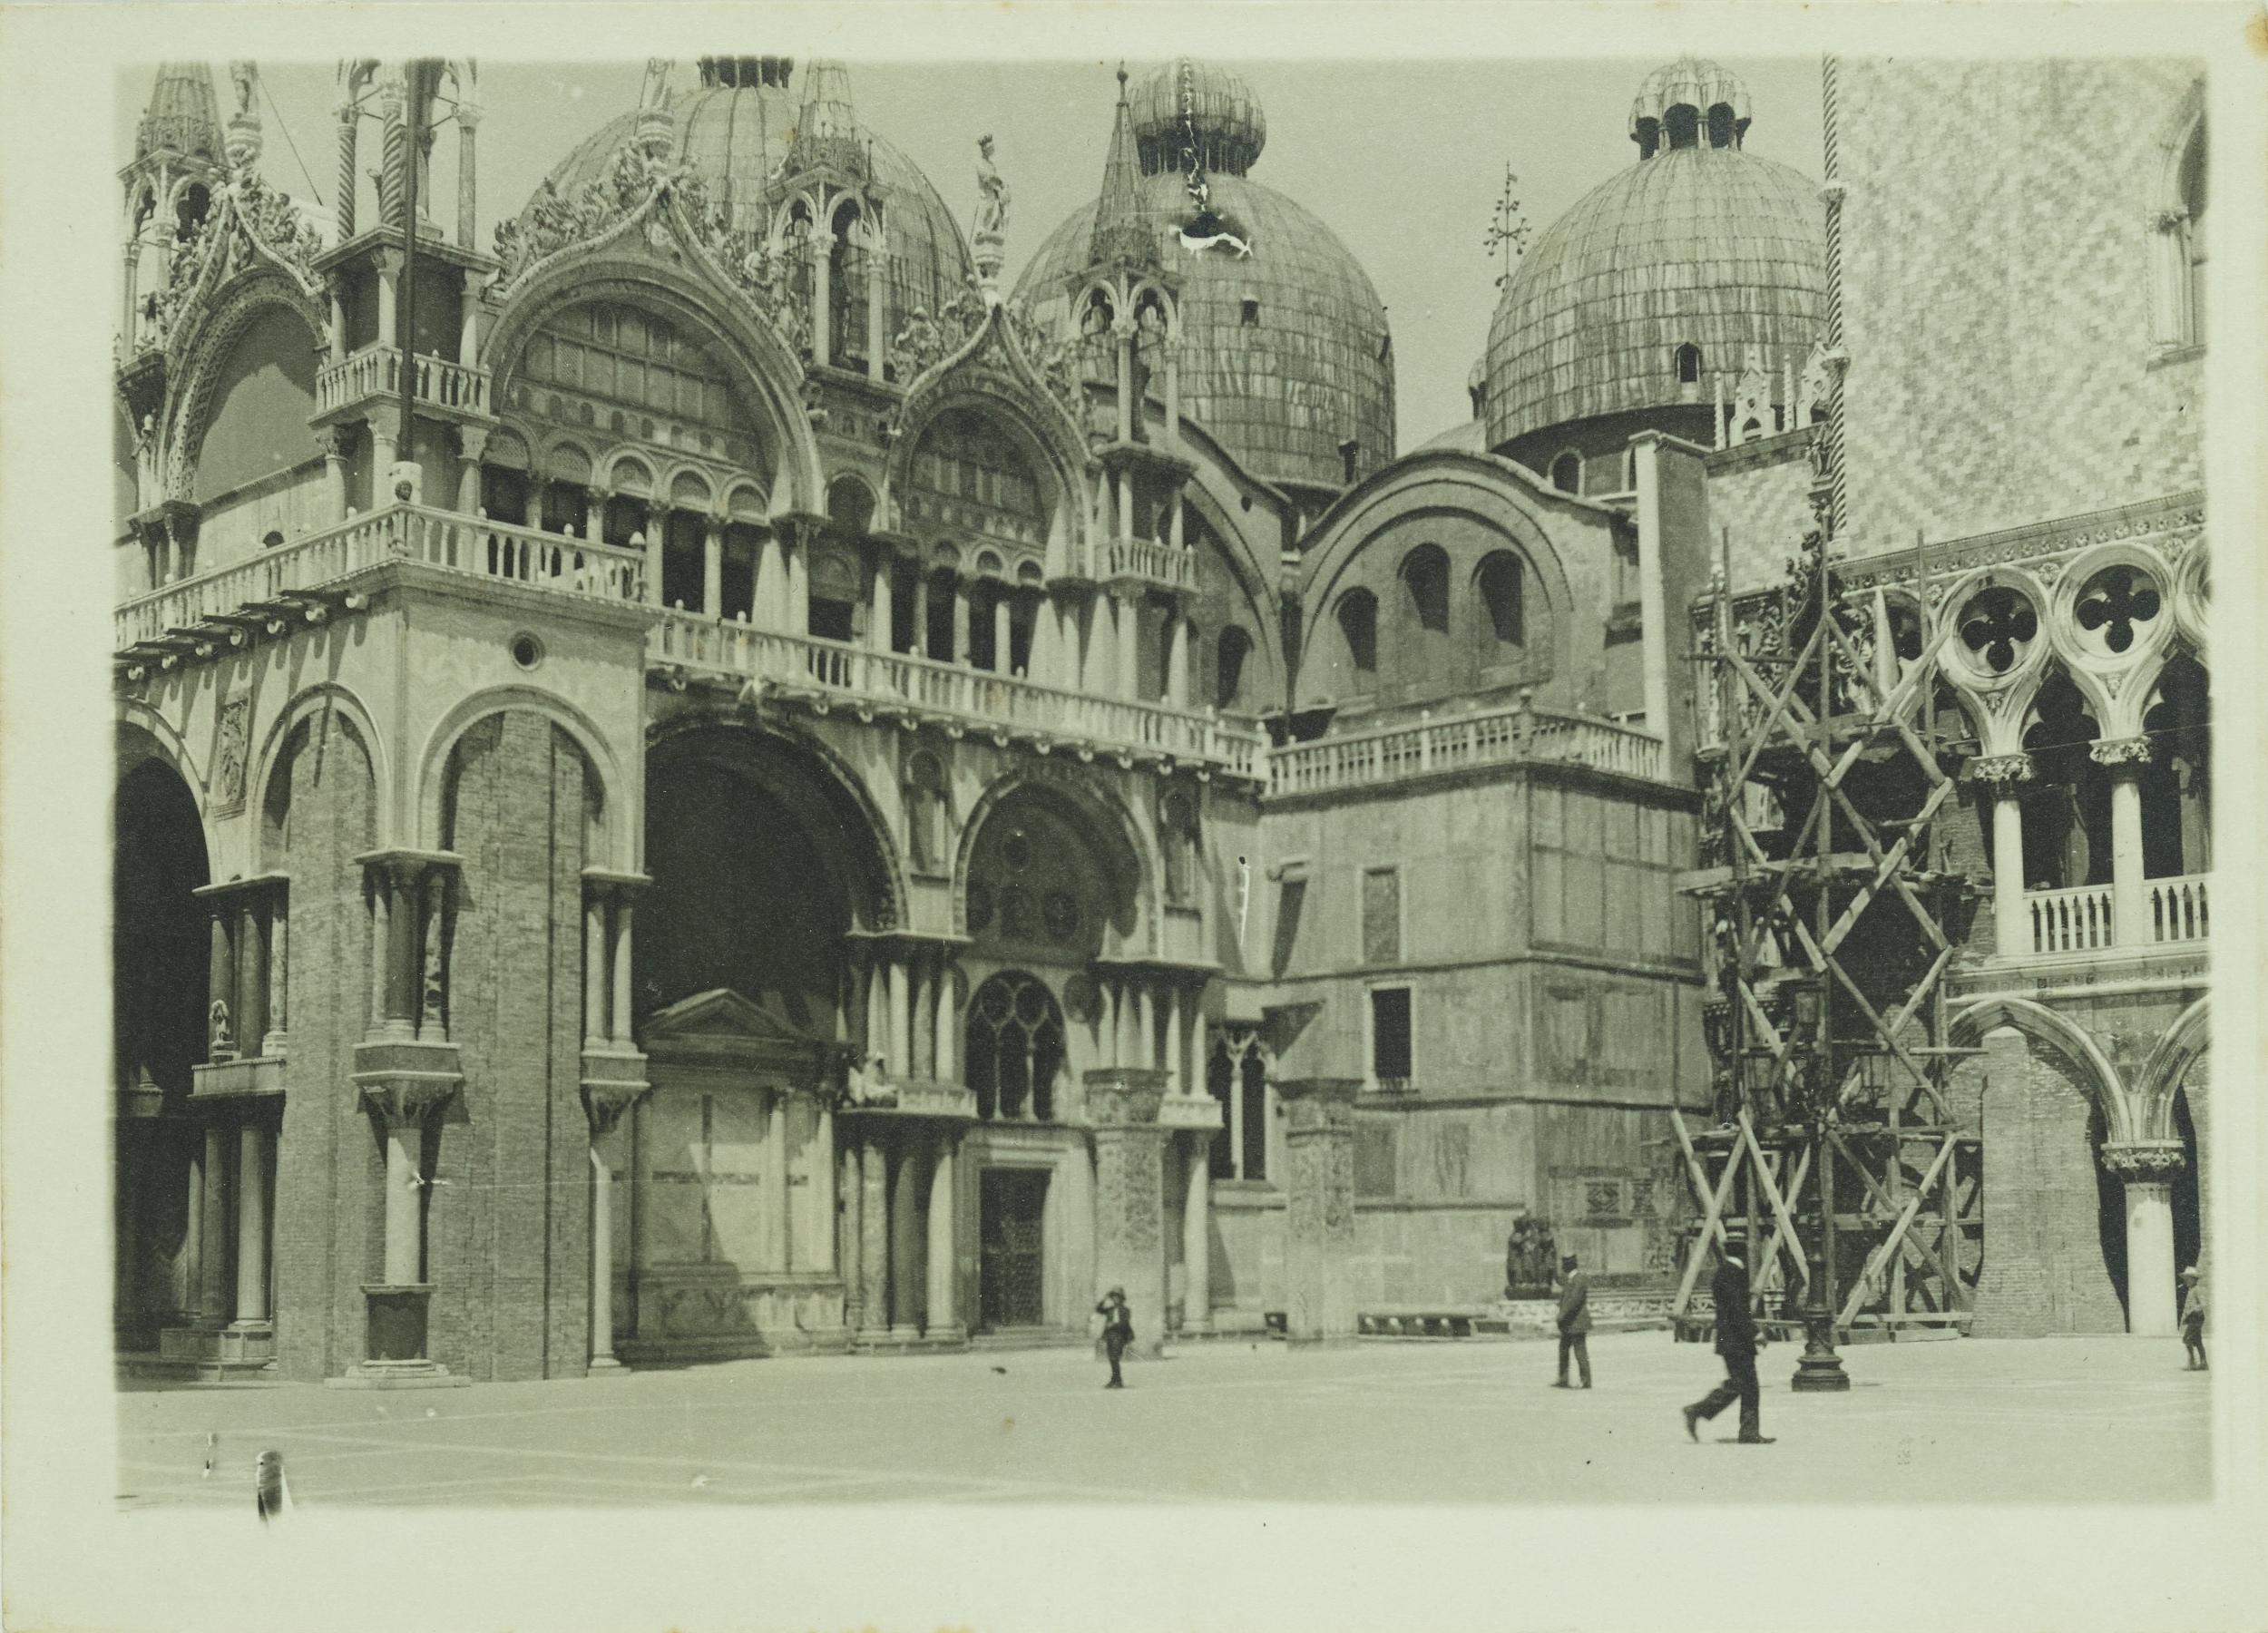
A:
<box><xmin>112</xmin><ymin>55</ymin><xmax>2212</xmax><ymax>1381</ymax></box>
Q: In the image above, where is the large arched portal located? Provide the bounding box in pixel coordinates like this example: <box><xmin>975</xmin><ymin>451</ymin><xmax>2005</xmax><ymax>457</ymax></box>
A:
<box><xmin>640</xmin><ymin>728</ymin><xmax>888</xmax><ymax>1039</ymax></box>
<box><xmin>112</xmin><ymin>753</ymin><xmax>209</xmax><ymax>1351</ymax></box>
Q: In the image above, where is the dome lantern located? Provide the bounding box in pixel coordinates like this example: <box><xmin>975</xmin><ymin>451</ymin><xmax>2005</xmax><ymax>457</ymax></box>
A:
<box><xmin>1629</xmin><ymin>56</ymin><xmax>1754</xmax><ymax>159</ymax></box>
<box><xmin>1128</xmin><ymin>58</ymin><xmax>1268</xmax><ymax>178</ymax></box>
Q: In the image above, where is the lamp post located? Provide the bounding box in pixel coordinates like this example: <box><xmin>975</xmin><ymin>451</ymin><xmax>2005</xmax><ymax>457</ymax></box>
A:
<box><xmin>1788</xmin><ymin>976</ymin><xmax>1849</xmax><ymax>1391</ymax></box>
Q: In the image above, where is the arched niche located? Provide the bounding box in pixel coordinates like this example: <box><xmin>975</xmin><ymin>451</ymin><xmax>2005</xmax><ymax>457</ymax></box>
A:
<box><xmin>113</xmin><ymin>749</ymin><xmax>211</xmax><ymax>1101</ymax></box>
<box><xmin>901</xmin><ymin>403</ymin><xmax>1050</xmax><ymax>562</ymax></box>
<box><xmin>640</xmin><ymin>721</ymin><xmax>901</xmax><ymax>1037</ymax></box>
<box><xmin>958</xmin><ymin>774</ymin><xmax>1147</xmax><ymax>957</ymax></box>
<box><xmin>189</xmin><ymin>301</ymin><xmax>322</xmax><ymax>515</ymax></box>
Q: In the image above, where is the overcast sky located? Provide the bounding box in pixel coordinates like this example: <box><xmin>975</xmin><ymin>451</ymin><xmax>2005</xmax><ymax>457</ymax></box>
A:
<box><xmin>120</xmin><ymin>57</ymin><xmax>1824</xmax><ymax>453</ymax></box>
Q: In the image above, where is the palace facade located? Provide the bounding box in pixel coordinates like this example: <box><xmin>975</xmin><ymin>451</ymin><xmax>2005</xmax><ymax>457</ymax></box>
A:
<box><xmin>110</xmin><ymin>54</ymin><xmax>2207</xmax><ymax>1382</ymax></box>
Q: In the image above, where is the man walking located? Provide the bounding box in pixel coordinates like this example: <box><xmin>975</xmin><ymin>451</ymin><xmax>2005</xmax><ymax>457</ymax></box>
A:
<box><xmin>1096</xmin><ymin>1286</ymin><xmax>1134</xmax><ymax>1389</ymax></box>
<box><xmin>1684</xmin><ymin>1240</ymin><xmax>1771</xmax><ymax>1443</ymax></box>
<box><xmin>1552</xmin><ymin>1253</ymin><xmax>1592</xmax><ymax>1388</ymax></box>
<box><xmin>2178</xmin><ymin>1266</ymin><xmax>2207</xmax><ymax>1371</ymax></box>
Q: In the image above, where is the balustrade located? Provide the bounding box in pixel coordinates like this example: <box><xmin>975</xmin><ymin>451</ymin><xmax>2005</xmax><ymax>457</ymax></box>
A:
<box><xmin>2019</xmin><ymin>875</ymin><xmax>2207</xmax><ymax>956</ymax></box>
<box><xmin>1265</xmin><ymin>703</ymin><xmax>1669</xmax><ymax>796</ymax></box>
<box><xmin>316</xmin><ymin>344</ymin><xmax>491</xmax><ymax>416</ymax></box>
<box><xmin>1090</xmin><ymin>533</ymin><xmax>1199</xmax><ymax>593</ymax></box>
<box><xmin>652</xmin><ymin>611</ymin><xmax>1264</xmax><ymax>776</ymax></box>
<box><xmin>115</xmin><ymin>504</ymin><xmax>645</xmax><ymax>653</ymax></box>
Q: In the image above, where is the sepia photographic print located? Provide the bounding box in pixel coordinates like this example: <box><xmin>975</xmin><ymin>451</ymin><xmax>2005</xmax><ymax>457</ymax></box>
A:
<box><xmin>1</xmin><ymin>5</ymin><xmax>2263</xmax><ymax>1631</ymax></box>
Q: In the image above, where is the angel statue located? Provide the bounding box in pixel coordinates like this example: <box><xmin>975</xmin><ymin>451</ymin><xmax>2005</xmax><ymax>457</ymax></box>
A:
<box><xmin>230</xmin><ymin>61</ymin><xmax>258</xmax><ymax>121</ymax></box>
<box><xmin>973</xmin><ymin>133</ymin><xmax>1010</xmax><ymax>240</ymax></box>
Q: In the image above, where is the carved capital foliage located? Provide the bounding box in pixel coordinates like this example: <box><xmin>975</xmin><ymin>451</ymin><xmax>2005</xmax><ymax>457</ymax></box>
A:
<box><xmin>358</xmin><ymin>1076</ymin><xmax>459</xmax><ymax>1129</ymax></box>
<box><xmin>582</xmin><ymin>1080</ymin><xmax>649</xmax><ymax>1138</ymax></box>
<box><xmin>1968</xmin><ymin>751</ymin><xmax>2035</xmax><ymax>792</ymax></box>
<box><xmin>2089</xmin><ymin>735</ymin><xmax>2154</xmax><ymax>768</ymax></box>
<box><xmin>2100</xmin><ymin>1141</ymin><xmax>2186</xmax><ymax>1180</ymax></box>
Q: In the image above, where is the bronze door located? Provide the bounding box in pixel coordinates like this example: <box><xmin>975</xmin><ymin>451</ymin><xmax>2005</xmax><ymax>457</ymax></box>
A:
<box><xmin>978</xmin><ymin>1168</ymin><xmax>1048</xmax><ymax>1329</ymax></box>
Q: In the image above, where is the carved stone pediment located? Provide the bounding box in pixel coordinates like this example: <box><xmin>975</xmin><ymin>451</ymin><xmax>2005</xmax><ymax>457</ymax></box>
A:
<box><xmin>640</xmin><ymin>986</ymin><xmax>852</xmax><ymax>1081</ymax></box>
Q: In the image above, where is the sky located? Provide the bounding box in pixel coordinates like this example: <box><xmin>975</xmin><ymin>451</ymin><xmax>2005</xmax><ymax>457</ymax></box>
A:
<box><xmin>119</xmin><ymin>56</ymin><xmax>1824</xmax><ymax>454</ymax></box>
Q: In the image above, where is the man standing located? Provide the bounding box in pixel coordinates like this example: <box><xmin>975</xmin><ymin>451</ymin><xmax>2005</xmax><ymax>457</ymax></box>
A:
<box><xmin>1552</xmin><ymin>1253</ymin><xmax>1592</xmax><ymax>1388</ymax></box>
<box><xmin>2178</xmin><ymin>1266</ymin><xmax>2207</xmax><ymax>1371</ymax></box>
<box><xmin>1684</xmin><ymin>1241</ymin><xmax>1771</xmax><ymax>1443</ymax></box>
<box><xmin>1096</xmin><ymin>1286</ymin><xmax>1134</xmax><ymax>1389</ymax></box>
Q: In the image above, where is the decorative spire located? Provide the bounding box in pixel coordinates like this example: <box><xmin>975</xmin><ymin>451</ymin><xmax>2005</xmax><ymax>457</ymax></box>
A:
<box><xmin>136</xmin><ymin>62</ymin><xmax>224</xmax><ymax>166</ymax></box>
<box><xmin>789</xmin><ymin>59</ymin><xmax>864</xmax><ymax>179</ymax></box>
<box><xmin>1090</xmin><ymin>65</ymin><xmax>1156</xmax><ymax>271</ymax></box>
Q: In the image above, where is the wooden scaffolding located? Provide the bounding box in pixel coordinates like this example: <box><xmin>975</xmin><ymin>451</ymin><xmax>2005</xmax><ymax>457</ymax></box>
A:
<box><xmin>1674</xmin><ymin>527</ymin><xmax>1984</xmax><ymax>1342</ymax></box>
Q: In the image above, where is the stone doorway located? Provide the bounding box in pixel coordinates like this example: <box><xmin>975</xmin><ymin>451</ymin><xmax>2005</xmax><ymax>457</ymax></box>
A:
<box><xmin>978</xmin><ymin>1168</ymin><xmax>1049</xmax><ymax>1330</ymax></box>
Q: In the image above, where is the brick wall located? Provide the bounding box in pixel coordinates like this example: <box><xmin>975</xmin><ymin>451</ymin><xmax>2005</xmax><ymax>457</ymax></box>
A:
<box><xmin>1968</xmin><ymin>1027</ymin><xmax>2126</xmax><ymax>1337</ymax></box>
<box><xmin>427</xmin><ymin>710</ymin><xmax>592</xmax><ymax>1379</ymax></box>
<box><xmin>1838</xmin><ymin>60</ymin><xmax>2204</xmax><ymax>557</ymax></box>
<box><xmin>271</xmin><ymin>714</ymin><xmax>379</xmax><ymax>1381</ymax></box>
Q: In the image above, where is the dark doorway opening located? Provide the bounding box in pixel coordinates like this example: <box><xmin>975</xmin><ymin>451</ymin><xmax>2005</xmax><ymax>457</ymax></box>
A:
<box><xmin>2172</xmin><ymin>1086</ymin><xmax>2202</xmax><ymax>1275</ymax></box>
<box><xmin>978</xmin><ymin>1168</ymin><xmax>1049</xmax><ymax>1330</ymax></box>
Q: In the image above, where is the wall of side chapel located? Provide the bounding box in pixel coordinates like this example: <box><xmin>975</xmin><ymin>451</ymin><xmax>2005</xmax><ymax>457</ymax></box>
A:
<box><xmin>1836</xmin><ymin>59</ymin><xmax>2204</xmax><ymax>555</ymax></box>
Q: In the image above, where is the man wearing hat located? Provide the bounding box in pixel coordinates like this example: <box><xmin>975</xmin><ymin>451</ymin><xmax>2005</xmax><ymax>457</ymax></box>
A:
<box><xmin>1552</xmin><ymin>1253</ymin><xmax>1593</xmax><ymax>1388</ymax></box>
<box><xmin>2178</xmin><ymin>1266</ymin><xmax>2207</xmax><ymax>1371</ymax></box>
<box><xmin>1684</xmin><ymin>1239</ymin><xmax>1772</xmax><ymax>1443</ymax></box>
<box><xmin>1095</xmin><ymin>1286</ymin><xmax>1134</xmax><ymax>1389</ymax></box>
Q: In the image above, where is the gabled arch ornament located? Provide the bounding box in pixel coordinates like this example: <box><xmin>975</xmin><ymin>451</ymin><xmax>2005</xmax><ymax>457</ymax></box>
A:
<box><xmin>880</xmin><ymin>302</ymin><xmax>1092</xmax><ymax>552</ymax></box>
<box><xmin>161</xmin><ymin>267</ymin><xmax>327</xmax><ymax>502</ymax></box>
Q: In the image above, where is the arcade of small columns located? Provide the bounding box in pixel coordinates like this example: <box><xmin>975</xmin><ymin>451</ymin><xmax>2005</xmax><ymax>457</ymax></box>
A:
<box><xmin>156</xmin><ymin>875</ymin><xmax>291</xmax><ymax>1342</ymax></box>
<box><xmin>836</xmin><ymin>936</ymin><xmax>1223</xmax><ymax>1340</ymax></box>
<box><xmin>1969</xmin><ymin>729</ymin><xmax>2203</xmax><ymax>956</ymax></box>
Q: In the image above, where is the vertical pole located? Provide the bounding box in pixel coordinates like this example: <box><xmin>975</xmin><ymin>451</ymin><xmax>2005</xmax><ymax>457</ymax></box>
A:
<box><xmin>767</xmin><ymin>1091</ymin><xmax>791</xmax><ymax>1272</ymax></box>
<box><xmin>589</xmin><ymin>1141</ymin><xmax>620</xmax><ymax>1369</ymax></box>
<box><xmin>396</xmin><ymin>62</ymin><xmax>431</xmax><ymax>489</ymax></box>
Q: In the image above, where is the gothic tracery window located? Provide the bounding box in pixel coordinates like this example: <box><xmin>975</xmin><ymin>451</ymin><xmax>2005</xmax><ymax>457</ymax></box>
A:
<box><xmin>965</xmin><ymin>971</ymin><xmax>1065</xmax><ymax>1122</ymax></box>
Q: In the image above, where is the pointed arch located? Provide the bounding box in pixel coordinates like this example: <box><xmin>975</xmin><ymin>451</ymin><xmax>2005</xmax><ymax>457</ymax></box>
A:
<box><xmin>1950</xmin><ymin>994</ymin><xmax>2134</xmax><ymax>1144</ymax></box>
<box><xmin>249</xmin><ymin>682</ymin><xmax>393</xmax><ymax>861</ymax></box>
<box><xmin>416</xmin><ymin>685</ymin><xmax>631</xmax><ymax>872</ymax></box>
<box><xmin>2133</xmin><ymin>996</ymin><xmax>2207</xmax><ymax>1141</ymax></box>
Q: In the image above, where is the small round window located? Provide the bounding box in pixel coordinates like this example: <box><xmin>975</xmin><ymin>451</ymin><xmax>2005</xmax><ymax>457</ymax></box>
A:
<box><xmin>510</xmin><ymin>632</ymin><xmax>545</xmax><ymax>670</ymax></box>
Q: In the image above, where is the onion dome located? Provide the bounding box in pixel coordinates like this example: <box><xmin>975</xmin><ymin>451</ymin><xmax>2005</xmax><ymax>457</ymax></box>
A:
<box><xmin>1013</xmin><ymin>60</ymin><xmax>1393</xmax><ymax>499</ymax></box>
<box><xmin>520</xmin><ymin>58</ymin><xmax>973</xmax><ymax>341</ymax></box>
<box><xmin>136</xmin><ymin>62</ymin><xmax>224</xmax><ymax>166</ymax></box>
<box><xmin>1480</xmin><ymin>57</ymin><xmax>1823</xmax><ymax>453</ymax></box>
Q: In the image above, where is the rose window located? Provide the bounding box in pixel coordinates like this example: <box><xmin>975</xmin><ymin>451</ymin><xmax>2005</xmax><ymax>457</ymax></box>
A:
<box><xmin>1957</xmin><ymin>586</ymin><xmax>2038</xmax><ymax>676</ymax></box>
<box><xmin>2076</xmin><ymin>565</ymin><xmax>2162</xmax><ymax>656</ymax></box>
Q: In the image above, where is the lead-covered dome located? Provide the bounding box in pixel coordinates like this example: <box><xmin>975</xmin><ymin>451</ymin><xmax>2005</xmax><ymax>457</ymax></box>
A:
<box><xmin>1012</xmin><ymin>60</ymin><xmax>1393</xmax><ymax>499</ymax></box>
<box><xmin>1481</xmin><ymin>58</ymin><xmax>1823</xmax><ymax>451</ymax></box>
<box><xmin>519</xmin><ymin>58</ymin><xmax>974</xmax><ymax>346</ymax></box>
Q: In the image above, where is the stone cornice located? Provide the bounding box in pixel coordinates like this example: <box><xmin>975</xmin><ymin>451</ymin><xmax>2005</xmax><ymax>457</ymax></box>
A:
<box><xmin>1841</xmin><ymin>490</ymin><xmax>2204</xmax><ymax>595</ymax></box>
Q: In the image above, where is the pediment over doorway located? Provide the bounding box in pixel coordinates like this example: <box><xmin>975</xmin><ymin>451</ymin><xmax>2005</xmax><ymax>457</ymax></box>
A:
<box><xmin>641</xmin><ymin>987</ymin><xmax>850</xmax><ymax>1083</ymax></box>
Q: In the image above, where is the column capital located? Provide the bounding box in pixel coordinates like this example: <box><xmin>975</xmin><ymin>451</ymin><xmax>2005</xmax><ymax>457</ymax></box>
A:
<box><xmin>582</xmin><ymin>1080</ymin><xmax>650</xmax><ymax>1139</ymax></box>
<box><xmin>580</xmin><ymin>866</ymin><xmax>652</xmax><ymax>902</ymax></box>
<box><xmin>1968</xmin><ymin>751</ymin><xmax>2035</xmax><ymax>791</ymax></box>
<box><xmin>357</xmin><ymin>847</ymin><xmax>464</xmax><ymax>890</ymax></box>
<box><xmin>453</xmin><ymin>423</ymin><xmax>491</xmax><ymax>464</ymax></box>
<box><xmin>1082</xmin><ymin>1067</ymin><xmax>1168</xmax><ymax>1129</ymax></box>
<box><xmin>356</xmin><ymin>1071</ymin><xmax>461</xmax><ymax>1129</ymax></box>
<box><xmin>1276</xmin><ymin>1076</ymin><xmax>1363</xmax><ymax>1135</ymax></box>
<box><xmin>2100</xmin><ymin>1140</ymin><xmax>2186</xmax><ymax>1180</ymax></box>
<box><xmin>2089</xmin><ymin>735</ymin><xmax>2154</xmax><ymax>769</ymax></box>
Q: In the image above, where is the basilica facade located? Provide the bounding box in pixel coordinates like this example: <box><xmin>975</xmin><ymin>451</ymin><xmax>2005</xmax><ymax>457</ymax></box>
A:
<box><xmin>110</xmin><ymin>54</ymin><xmax>2208</xmax><ymax>1383</ymax></box>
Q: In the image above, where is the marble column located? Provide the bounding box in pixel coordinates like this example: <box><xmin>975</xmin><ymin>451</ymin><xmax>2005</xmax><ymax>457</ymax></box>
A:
<box><xmin>858</xmin><ymin>1136</ymin><xmax>891</xmax><ymax>1344</ymax></box>
<box><xmin>2104</xmin><ymin>1142</ymin><xmax>2185</xmax><ymax>1336</ymax></box>
<box><xmin>1277</xmin><ymin>1077</ymin><xmax>1363</xmax><ymax>1345</ymax></box>
<box><xmin>1182</xmin><ymin>1133</ymin><xmax>1213</xmax><ymax>1334</ymax></box>
<box><xmin>951</xmin><ymin>581</ymin><xmax>971</xmax><ymax>665</ymax></box>
<box><xmin>933</xmin><ymin>962</ymin><xmax>958</xmax><ymax>1084</ymax></box>
<box><xmin>1163</xmin><ymin>986</ymin><xmax>1184</xmax><ymax>1097</ymax></box>
<box><xmin>1084</xmin><ymin>1068</ymin><xmax>1169</xmax><ymax>1357</ymax></box>
<box><xmin>889</xmin><ymin>1139</ymin><xmax>922</xmax><ymax>1337</ymax></box>
<box><xmin>1117</xmin><ymin>592</ymin><xmax>1141</xmax><ymax>699</ymax></box>
<box><xmin>610</xmin><ymin>896</ymin><xmax>635</xmax><ymax>1046</ymax></box>
<box><xmin>585</xmin><ymin>1090</ymin><xmax>638</xmax><ymax>1373</ymax></box>
<box><xmin>755</xmin><ymin>530</ymin><xmax>784</xmax><ymax>626</ymax></box>
<box><xmin>181</xmin><ymin>1134</ymin><xmax>206</xmax><ymax>1320</ymax></box>
<box><xmin>912</xmin><ymin>572</ymin><xmax>932</xmax><ymax>660</ymax></box>
<box><xmin>198</xmin><ymin>1122</ymin><xmax>230</xmax><ymax>1323</ymax></box>
<box><xmin>1974</xmin><ymin>754</ymin><xmax>2033</xmax><ymax>958</ymax></box>
<box><xmin>994</xmin><ymin>595</ymin><xmax>1015</xmax><ymax>676</ymax></box>
<box><xmin>582</xmin><ymin>893</ymin><xmax>609</xmax><ymax>1048</ymax></box>
<box><xmin>839</xmin><ymin>1140</ymin><xmax>865</xmax><ymax>1330</ymax></box>
<box><xmin>813</xmin><ymin>1099</ymin><xmax>838</xmax><ymax>1275</ymax></box>
<box><xmin>703</xmin><ymin>518</ymin><xmax>725</xmax><ymax>618</ymax></box>
<box><xmin>787</xmin><ymin>527</ymin><xmax>810</xmax><ymax>632</ymax></box>
<box><xmin>1168</xmin><ymin>610</ymin><xmax>1190</xmax><ymax>708</ymax></box>
<box><xmin>319</xmin><ymin>426</ymin><xmax>350</xmax><ymax>525</ymax></box>
<box><xmin>767</xmin><ymin>1091</ymin><xmax>792</xmax><ymax>1272</ymax></box>
<box><xmin>888</xmin><ymin>957</ymin><xmax>912</xmax><ymax>1081</ymax></box>
<box><xmin>380</xmin><ymin>1112</ymin><xmax>422</xmax><ymax>1285</ymax></box>
<box><xmin>871</xmin><ymin>552</ymin><xmax>894</xmax><ymax>652</ymax></box>
<box><xmin>809</xmin><ymin>229</ymin><xmax>835</xmax><ymax>367</ymax></box>
<box><xmin>2097</xmin><ymin>738</ymin><xmax>2153</xmax><ymax>946</ymax></box>
<box><xmin>925</xmin><ymin>1132</ymin><xmax>962</xmax><ymax>1341</ymax></box>
<box><xmin>231</xmin><ymin>1122</ymin><xmax>270</xmax><ymax>1325</ymax></box>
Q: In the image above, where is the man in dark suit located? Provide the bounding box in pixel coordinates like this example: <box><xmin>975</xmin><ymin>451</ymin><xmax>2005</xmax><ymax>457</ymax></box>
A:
<box><xmin>1684</xmin><ymin>1241</ymin><xmax>1772</xmax><ymax>1443</ymax></box>
<box><xmin>1551</xmin><ymin>1253</ymin><xmax>1592</xmax><ymax>1388</ymax></box>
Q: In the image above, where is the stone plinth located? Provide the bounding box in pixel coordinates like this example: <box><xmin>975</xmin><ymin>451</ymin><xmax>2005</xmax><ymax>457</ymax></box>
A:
<box><xmin>1278</xmin><ymin>1078</ymin><xmax>1363</xmax><ymax>1345</ymax></box>
<box><xmin>1084</xmin><ymin>1068</ymin><xmax>1168</xmax><ymax>1358</ymax></box>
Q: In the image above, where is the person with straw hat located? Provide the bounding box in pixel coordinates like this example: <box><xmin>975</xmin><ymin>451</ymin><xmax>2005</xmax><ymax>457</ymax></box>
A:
<box><xmin>2178</xmin><ymin>1266</ymin><xmax>2207</xmax><ymax>1371</ymax></box>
